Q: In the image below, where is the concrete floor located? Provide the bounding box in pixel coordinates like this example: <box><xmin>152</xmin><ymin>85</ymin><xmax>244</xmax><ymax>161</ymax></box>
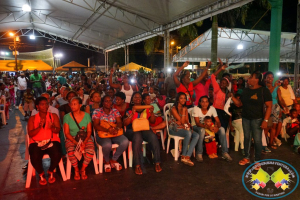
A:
<box><xmin>0</xmin><ymin>109</ymin><xmax>299</xmax><ymax>200</ymax></box>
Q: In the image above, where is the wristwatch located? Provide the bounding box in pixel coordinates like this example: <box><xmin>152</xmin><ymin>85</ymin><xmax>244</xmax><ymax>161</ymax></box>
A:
<box><xmin>264</xmin><ymin>119</ymin><xmax>268</xmax><ymax>122</ymax></box>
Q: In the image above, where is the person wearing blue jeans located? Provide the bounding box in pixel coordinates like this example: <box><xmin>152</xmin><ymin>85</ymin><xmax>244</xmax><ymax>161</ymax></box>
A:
<box><xmin>230</xmin><ymin>71</ymin><xmax>272</xmax><ymax>169</ymax></box>
<box><xmin>16</xmin><ymin>89</ymin><xmax>26</xmax><ymax>107</ymax></box>
<box><xmin>193</xmin><ymin>126</ymin><xmax>227</xmax><ymax>156</ymax></box>
<box><xmin>242</xmin><ymin>118</ymin><xmax>263</xmax><ymax>161</ymax></box>
<box><xmin>191</xmin><ymin>96</ymin><xmax>232</xmax><ymax>162</ymax></box>
<box><xmin>96</xmin><ymin>135</ymin><xmax>129</xmax><ymax>170</ymax></box>
<box><xmin>33</xmin><ymin>87</ymin><xmax>43</xmax><ymax>98</ymax></box>
<box><xmin>169</xmin><ymin>128</ymin><xmax>199</xmax><ymax>162</ymax></box>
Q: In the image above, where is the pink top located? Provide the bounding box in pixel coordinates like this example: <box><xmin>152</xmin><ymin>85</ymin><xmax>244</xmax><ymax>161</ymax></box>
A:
<box><xmin>156</xmin><ymin>95</ymin><xmax>166</xmax><ymax>110</ymax></box>
<box><xmin>30</xmin><ymin>112</ymin><xmax>60</xmax><ymax>144</ymax></box>
<box><xmin>194</xmin><ymin>79</ymin><xmax>211</xmax><ymax>105</ymax></box>
<box><xmin>211</xmin><ymin>74</ymin><xmax>225</xmax><ymax>110</ymax></box>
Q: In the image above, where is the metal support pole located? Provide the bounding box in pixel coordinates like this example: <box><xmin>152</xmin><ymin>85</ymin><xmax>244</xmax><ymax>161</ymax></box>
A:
<box><xmin>126</xmin><ymin>45</ymin><xmax>129</xmax><ymax>66</ymax></box>
<box><xmin>104</xmin><ymin>50</ymin><xmax>107</xmax><ymax>73</ymax></box>
<box><xmin>294</xmin><ymin>0</ymin><xmax>300</xmax><ymax>90</ymax></box>
<box><xmin>268</xmin><ymin>0</ymin><xmax>283</xmax><ymax>77</ymax></box>
<box><xmin>164</xmin><ymin>30</ymin><xmax>170</xmax><ymax>69</ymax></box>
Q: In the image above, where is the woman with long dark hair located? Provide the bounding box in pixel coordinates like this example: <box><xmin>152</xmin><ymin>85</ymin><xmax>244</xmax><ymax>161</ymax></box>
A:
<box><xmin>263</xmin><ymin>72</ymin><xmax>282</xmax><ymax>149</ymax></box>
<box><xmin>123</xmin><ymin>92</ymin><xmax>162</xmax><ymax>175</ymax></box>
<box><xmin>173</xmin><ymin>61</ymin><xmax>211</xmax><ymax>108</ymax></box>
<box><xmin>231</xmin><ymin>71</ymin><xmax>272</xmax><ymax>170</ymax></box>
<box><xmin>169</xmin><ymin>92</ymin><xmax>199</xmax><ymax>166</ymax></box>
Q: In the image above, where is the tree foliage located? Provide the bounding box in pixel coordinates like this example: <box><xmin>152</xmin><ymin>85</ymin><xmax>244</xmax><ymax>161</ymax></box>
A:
<box><xmin>177</xmin><ymin>21</ymin><xmax>203</xmax><ymax>41</ymax></box>
<box><xmin>144</xmin><ymin>36</ymin><xmax>162</xmax><ymax>56</ymax></box>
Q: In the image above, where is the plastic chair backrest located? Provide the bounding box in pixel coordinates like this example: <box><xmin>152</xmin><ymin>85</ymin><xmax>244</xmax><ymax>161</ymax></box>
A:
<box><xmin>188</xmin><ymin>107</ymin><xmax>194</xmax><ymax>125</ymax></box>
<box><xmin>165</xmin><ymin>110</ymin><xmax>170</xmax><ymax>136</ymax></box>
<box><xmin>163</xmin><ymin>103</ymin><xmax>173</xmax><ymax>117</ymax></box>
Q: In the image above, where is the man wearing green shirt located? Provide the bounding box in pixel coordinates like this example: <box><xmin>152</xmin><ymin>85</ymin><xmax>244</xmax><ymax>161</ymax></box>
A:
<box><xmin>30</xmin><ymin>69</ymin><xmax>43</xmax><ymax>98</ymax></box>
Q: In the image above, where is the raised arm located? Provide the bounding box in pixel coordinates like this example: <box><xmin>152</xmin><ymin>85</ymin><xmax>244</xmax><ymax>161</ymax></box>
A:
<box><xmin>173</xmin><ymin>61</ymin><xmax>189</xmax><ymax>87</ymax></box>
<box><xmin>214</xmin><ymin>58</ymin><xmax>228</xmax><ymax>76</ymax></box>
<box><xmin>192</xmin><ymin>61</ymin><xmax>211</xmax><ymax>86</ymax></box>
<box><xmin>109</xmin><ymin>68</ymin><xmax>121</xmax><ymax>90</ymax></box>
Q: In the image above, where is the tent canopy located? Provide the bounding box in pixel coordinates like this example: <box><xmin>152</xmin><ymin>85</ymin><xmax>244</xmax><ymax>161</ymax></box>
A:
<box><xmin>61</xmin><ymin>61</ymin><xmax>87</xmax><ymax>68</ymax></box>
<box><xmin>120</xmin><ymin>62</ymin><xmax>152</xmax><ymax>72</ymax></box>
<box><xmin>0</xmin><ymin>60</ymin><xmax>53</xmax><ymax>71</ymax></box>
<box><xmin>173</xmin><ymin>27</ymin><xmax>297</xmax><ymax>64</ymax></box>
<box><xmin>0</xmin><ymin>0</ymin><xmax>253</xmax><ymax>52</ymax></box>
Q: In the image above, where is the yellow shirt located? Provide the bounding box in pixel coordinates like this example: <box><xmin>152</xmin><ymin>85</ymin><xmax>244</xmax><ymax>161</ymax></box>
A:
<box><xmin>279</xmin><ymin>87</ymin><xmax>293</xmax><ymax>106</ymax></box>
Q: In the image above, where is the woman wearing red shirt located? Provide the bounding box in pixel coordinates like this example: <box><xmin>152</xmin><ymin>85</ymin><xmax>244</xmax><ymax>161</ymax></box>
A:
<box><xmin>173</xmin><ymin>61</ymin><xmax>211</xmax><ymax>108</ymax></box>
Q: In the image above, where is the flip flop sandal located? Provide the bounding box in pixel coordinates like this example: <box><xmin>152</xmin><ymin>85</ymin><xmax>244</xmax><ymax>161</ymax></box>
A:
<box><xmin>39</xmin><ymin>173</ymin><xmax>47</xmax><ymax>185</ymax></box>
<box><xmin>104</xmin><ymin>164</ymin><xmax>111</xmax><ymax>173</ymax></box>
<box><xmin>135</xmin><ymin>165</ymin><xmax>143</xmax><ymax>175</ymax></box>
<box><xmin>47</xmin><ymin>171</ymin><xmax>56</xmax><ymax>184</ymax></box>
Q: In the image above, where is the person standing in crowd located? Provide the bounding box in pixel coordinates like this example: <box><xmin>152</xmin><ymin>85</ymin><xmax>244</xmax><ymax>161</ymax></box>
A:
<box><xmin>193</xmin><ymin>72</ymin><xmax>211</xmax><ymax>106</ymax></box>
<box><xmin>59</xmin><ymin>90</ymin><xmax>77</xmax><ymax>120</ymax></box>
<box><xmin>210</xmin><ymin>59</ymin><xmax>231</xmax><ymax>131</ymax></box>
<box><xmin>63</xmin><ymin>97</ymin><xmax>94</xmax><ymax>180</ymax></box>
<box><xmin>76</xmin><ymin>87</ymin><xmax>89</xmax><ymax>105</ymax></box>
<box><xmin>57</xmin><ymin>73</ymin><xmax>67</xmax><ymax>85</ymax></box>
<box><xmin>8</xmin><ymin>81</ymin><xmax>15</xmax><ymax>110</ymax></box>
<box><xmin>263</xmin><ymin>72</ymin><xmax>282</xmax><ymax>149</ymax></box>
<box><xmin>165</xmin><ymin>72</ymin><xmax>176</xmax><ymax>97</ymax></box>
<box><xmin>231</xmin><ymin>71</ymin><xmax>272</xmax><ymax>170</ymax></box>
<box><xmin>278</xmin><ymin>77</ymin><xmax>297</xmax><ymax>113</ymax></box>
<box><xmin>109</xmin><ymin>68</ymin><xmax>138</xmax><ymax>103</ymax></box>
<box><xmin>173</xmin><ymin>61</ymin><xmax>211</xmax><ymax>108</ymax></box>
<box><xmin>27</xmin><ymin>97</ymin><xmax>61</xmax><ymax>185</ymax></box>
<box><xmin>30</xmin><ymin>69</ymin><xmax>43</xmax><ymax>98</ymax></box>
<box><xmin>23</xmin><ymin>88</ymin><xmax>35</xmax><ymax>118</ymax></box>
<box><xmin>93</xmin><ymin>95</ymin><xmax>129</xmax><ymax>172</ymax></box>
<box><xmin>16</xmin><ymin>72</ymin><xmax>27</xmax><ymax>109</ymax></box>
<box><xmin>156</xmin><ymin>72</ymin><xmax>165</xmax><ymax>90</ymax></box>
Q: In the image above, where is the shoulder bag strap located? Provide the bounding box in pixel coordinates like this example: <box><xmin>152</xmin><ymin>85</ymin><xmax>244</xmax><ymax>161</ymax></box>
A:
<box><xmin>71</xmin><ymin>112</ymin><xmax>81</xmax><ymax>130</ymax></box>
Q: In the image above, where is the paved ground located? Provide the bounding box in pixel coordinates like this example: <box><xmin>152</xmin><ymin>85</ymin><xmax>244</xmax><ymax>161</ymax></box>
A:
<box><xmin>0</xmin><ymin>109</ymin><xmax>299</xmax><ymax>200</ymax></box>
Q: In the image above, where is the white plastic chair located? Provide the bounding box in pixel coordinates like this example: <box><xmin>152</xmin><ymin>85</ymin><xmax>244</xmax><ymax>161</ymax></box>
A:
<box><xmin>163</xmin><ymin>103</ymin><xmax>173</xmax><ymax>117</ymax></box>
<box><xmin>0</xmin><ymin>95</ymin><xmax>7</xmax><ymax>125</ymax></box>
<box><xmin>128</xmin><ymin>141</ymin><xmax>148</xmax><ymax>168</ymax></box>
<box><xmin>165</xmin><ymin>110</ymin><xmax>185</xmax><ymax>161</ymax></box>
<box><xmin>155</xmin><ymin>130</ymin><xmax>165</xmax><ymax>150</ymax></box>
<box><xmin>64</xmin><ymin>128</ymin><xmax>99</xmax><ymax>179</ymax></box>
<box><xmin>25</xmin><ymin>131</ymin><xmax>67</xmax><ymax>188</ymax></box>
<box><xmin>93</xmin><ymin>130</ymin><xmax>127</xmax><ymax>173</ymax></box>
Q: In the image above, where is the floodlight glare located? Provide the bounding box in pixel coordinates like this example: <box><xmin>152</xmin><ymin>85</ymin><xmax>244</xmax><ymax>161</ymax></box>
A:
<box><xmin>22</xmin><ymin>4</ymin><xmax>31</xmax><ymax>12</ymax></box>
<box><xmin>277</xmin><ymin>71</ymin><xmax>282</xmax><ymax>76</ymax></box>
<box><xmin>9</xmin><ymin>32</ymin><xmax>14</xmax><ymax>36</ymax></box>
<box><xmin>29</xmin><ymin>35</ymin><xmax>35</xmax><ymax>39</ymax></box>
<box><xmin>130</xmin><ymin>79</ymin><xmax>134</xmax><ymax>83</ymax></box>
<box><xmin>54</xmin><ymin>53</ymin><xmax>63</xmax><ymax>58</ymax></box>
<box><xmin>167</xmin><ymin>68</ymin><xmax>172</xmax><ymax>72</ymax></box>
<box><xmin>1</xmin><ymin>52</ymin><xmax>4</xmax><ymax>55</ymax></box>
<box><xmin>237</xmin><ymin>44</ymin><xmax>243</xmax><ymax>50</ymax></box>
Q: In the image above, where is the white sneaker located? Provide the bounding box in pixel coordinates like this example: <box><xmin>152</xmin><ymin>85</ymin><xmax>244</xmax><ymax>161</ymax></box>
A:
<box><xmin>15</xmin><ymin>106</ymin><xmax>19</xmax><ymax>109</ymax></box>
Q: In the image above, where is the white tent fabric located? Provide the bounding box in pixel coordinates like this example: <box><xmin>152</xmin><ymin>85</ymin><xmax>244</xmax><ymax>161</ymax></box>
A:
<box><xmin>173</xmin><ymin>27</ymin><xmax>297</xmax><ymax>63</ymax></box>
<box><xmin>0</xmin><ymin>0</ymin><xmax>253</xmax><ymax>52</ymax></box>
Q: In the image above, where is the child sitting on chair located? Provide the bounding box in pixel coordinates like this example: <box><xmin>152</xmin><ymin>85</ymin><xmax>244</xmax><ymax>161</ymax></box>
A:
<box><xmin>203</xmin><ymin>116</ymin><xmax>217</xmax><ymax>159</ymax></box>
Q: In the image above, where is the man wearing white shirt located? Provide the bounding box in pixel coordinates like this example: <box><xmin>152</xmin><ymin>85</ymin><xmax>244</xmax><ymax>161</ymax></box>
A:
<box><xmin>16</xmin><ymin>72</ymin><xmax>28</xmax><ymax>109</ymax></box>
<box><xmin>31</xmin><ymin>93</ymin><xmax>59</xmax><ymax>118</ymax></box>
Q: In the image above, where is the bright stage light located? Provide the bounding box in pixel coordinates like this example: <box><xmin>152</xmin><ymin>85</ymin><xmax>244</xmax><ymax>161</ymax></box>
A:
<box><xmin>22</xmin><ymin>4</ymin><xmax>31</xmax><ymax>12</ymax></box>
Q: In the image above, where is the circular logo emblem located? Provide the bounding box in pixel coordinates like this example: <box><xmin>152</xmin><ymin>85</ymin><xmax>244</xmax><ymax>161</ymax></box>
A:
<box><xmin>242</xmin><ymin>159</ymin><xmax>299</xmax><ymax>199</ymax></box>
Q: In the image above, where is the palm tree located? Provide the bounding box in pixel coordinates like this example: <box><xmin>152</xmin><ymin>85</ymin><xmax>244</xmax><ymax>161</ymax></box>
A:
<box><xmin>211</xmin><ymin>0</ymin><xmax>271</xmax><ymax>69</ymax></box>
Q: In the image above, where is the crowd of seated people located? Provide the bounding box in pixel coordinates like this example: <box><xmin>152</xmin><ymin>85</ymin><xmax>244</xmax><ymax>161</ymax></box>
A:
<box><xmin>1</xmin><ymin>59</ymin><xmax>299</xmax><ymax>186</ymax></box>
